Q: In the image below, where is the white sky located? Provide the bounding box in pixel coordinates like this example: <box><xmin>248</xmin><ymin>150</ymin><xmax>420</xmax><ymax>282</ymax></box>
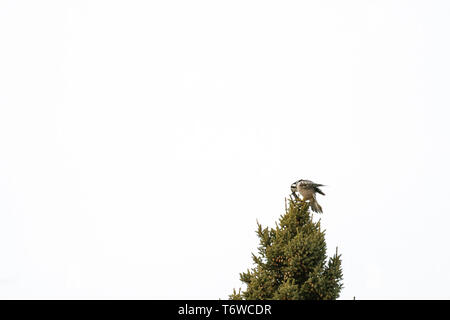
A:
<box><xmin>1</xmin><ymin>1</ymin><xmax>449</xmax><ymax>299</ymax></box>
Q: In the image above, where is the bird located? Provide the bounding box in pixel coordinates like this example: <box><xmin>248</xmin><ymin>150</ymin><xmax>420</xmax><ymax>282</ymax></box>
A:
<box><xmin>290</xmin><ymin>179</ymin><xmax>326</xmax><ymax>213</ymax></box>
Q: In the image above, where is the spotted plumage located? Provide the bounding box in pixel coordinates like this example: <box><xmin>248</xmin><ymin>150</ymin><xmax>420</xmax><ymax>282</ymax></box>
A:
<box><xmin>291</xmin><ymin>179</ymin><xmax>326</xmax><ymax>213</ymax></box>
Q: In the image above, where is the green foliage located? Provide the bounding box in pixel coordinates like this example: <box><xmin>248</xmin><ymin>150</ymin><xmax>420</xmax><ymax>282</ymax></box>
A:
<box><xmin>230</xmin><ymin>198</ymin><xmax>343</xmax><ymax>300</ymax></box>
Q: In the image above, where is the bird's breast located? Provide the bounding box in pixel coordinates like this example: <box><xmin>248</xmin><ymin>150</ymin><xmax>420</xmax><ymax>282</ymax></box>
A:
<box><xmin>298</xmin><ymin>187</ymin><xmax>315</xmax><ymax>200</ymax></box>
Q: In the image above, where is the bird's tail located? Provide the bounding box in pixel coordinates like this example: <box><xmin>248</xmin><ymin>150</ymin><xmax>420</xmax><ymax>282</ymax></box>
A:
<box><xmin>310</xmin><ymin>199</ymin><xmax>323</xmax><ymax>214</ymax></box>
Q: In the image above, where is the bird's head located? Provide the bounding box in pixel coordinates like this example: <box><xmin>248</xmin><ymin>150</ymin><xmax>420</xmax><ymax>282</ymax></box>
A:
<box><xmin>290</xmin><ymin>181</ymin><xmax>299</xmax><ymax>192</ymax></box>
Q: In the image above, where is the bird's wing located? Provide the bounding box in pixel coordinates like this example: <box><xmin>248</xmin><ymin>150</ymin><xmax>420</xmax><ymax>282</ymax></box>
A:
<box><xmin>313</xmin><ymin>183</ymin><xmax>325</xmax><ymax>187</ymax></box>
<box><xmin>314</xmin><ymin>186</ymin><xmax>325</xmax><ymax>195</ymax></box>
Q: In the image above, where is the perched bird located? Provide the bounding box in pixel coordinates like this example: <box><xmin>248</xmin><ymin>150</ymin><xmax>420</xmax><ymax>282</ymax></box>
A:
<box><xmin>290</xmin><ymin>179</ymin><xmax>326</xmax><ymax>213</ymax></box>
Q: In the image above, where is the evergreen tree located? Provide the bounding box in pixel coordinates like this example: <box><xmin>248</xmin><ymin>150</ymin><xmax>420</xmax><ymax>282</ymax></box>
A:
<box><xmin>230</xmin><ymin>197</ymin><xmax>343</xmax><ymax>300</ymax></box>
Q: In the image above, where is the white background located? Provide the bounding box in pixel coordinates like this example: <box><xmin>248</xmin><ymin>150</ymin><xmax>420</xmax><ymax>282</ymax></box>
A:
<box><xmin>1</xmin><ymin>1</ymin><xmax>449</xmax><ymax>299</ymax></box>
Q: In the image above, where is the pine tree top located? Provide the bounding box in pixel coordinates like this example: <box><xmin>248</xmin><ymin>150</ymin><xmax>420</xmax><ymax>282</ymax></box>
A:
<box><xmin>230</xmin><ymin>197</ymin><xmax>343</xmax><ymax>300</ymax></box>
